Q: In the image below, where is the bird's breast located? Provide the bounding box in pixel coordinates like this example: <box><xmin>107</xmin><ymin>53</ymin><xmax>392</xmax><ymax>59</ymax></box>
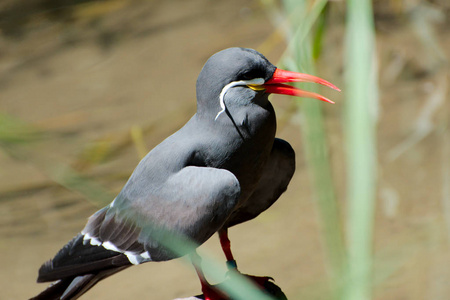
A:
<box><xmin>205</xmin><ymin>104</ymin><xmax>277</xmax><ymax>203</ymax></box>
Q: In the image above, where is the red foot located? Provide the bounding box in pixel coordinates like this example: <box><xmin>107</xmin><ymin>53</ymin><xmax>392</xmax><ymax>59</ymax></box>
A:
<box><xmin>201</xmin><ymin>282</ymin><xmax>228</xmax><ymax>300</ymax></box>
<box><xmin>199</xmin><ymin>274</ymin><xmax>274</xmax><ymax>299</ymax></box>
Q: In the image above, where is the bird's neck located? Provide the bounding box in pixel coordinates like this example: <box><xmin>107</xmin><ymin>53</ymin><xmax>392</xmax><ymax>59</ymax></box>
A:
<box><xmin>195</xmin><ymin>101</ymin><xmax>276</xmax><ymax>138</ymax></box>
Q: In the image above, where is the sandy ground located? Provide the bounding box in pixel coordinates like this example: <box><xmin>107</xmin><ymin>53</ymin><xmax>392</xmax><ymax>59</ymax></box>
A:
<box><xmin>1</xmin><ymin>0</ymin><xmax>450</xmax><ymax>299</ymax></box>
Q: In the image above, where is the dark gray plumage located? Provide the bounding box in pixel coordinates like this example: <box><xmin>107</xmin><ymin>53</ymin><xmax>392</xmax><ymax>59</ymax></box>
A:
<box><xmin>32</xmin><ymin>47</ymin><xmax>338</xmax><ymax>300</ymax></box>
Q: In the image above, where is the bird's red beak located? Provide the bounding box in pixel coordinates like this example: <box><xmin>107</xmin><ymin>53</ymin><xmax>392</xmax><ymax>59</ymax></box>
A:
<box><xmin>263</xmin><ymin>68</ymin><xmax>340</xmax><ymax>104</ymax></box>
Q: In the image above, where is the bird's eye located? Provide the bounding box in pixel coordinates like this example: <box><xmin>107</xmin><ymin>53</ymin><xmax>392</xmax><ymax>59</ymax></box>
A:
<box><xmin>241</xmin><ymin>70</ymin><xmax>258</xmax><ymax>80</ymax></box>
<box><xmin>241</xmin><ymin>74</ymin><xmax>251</xmax><ymax>80</ymax></box>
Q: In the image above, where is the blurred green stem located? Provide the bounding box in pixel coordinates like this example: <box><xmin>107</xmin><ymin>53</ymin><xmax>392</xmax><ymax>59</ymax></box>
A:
<box><xmin>344</xmin><ymin>0</ymin><xmax>377</xmax><ymax>299</ymax></box>
<box><xmin>281</xmin><ymin>0</ymin><xmax>347</xmax><ymax>298</ymax></box>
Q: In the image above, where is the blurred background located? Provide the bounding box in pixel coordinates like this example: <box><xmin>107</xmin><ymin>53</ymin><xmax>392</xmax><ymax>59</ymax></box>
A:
<box><xmin>0</xmin><ymin>0</ymin><xmax>449</xmax><ymax>299</ymax></box>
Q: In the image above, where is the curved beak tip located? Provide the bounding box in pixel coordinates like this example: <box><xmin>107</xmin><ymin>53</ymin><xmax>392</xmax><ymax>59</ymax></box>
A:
<box><xmin>265</xmin><ymin>68</ymin><xmax>340</xmax><ymax>103</ymax></box>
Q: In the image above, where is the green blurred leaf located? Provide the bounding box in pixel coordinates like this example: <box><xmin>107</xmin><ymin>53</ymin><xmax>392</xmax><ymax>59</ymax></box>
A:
<box><xmin>0</xmin><ymin>113</ymin><xmax>42</xmax><ymax>145</ymax></box>
<box><xmin>344</xmin><ymin>0</ymin><xmax>378</xmax><ymax>299</ymax></box>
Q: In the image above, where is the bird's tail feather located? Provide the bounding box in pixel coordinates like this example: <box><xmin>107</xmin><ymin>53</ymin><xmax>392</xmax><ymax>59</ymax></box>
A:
<box><xmin>30</xmin><ymin>266</ymin><xmax>129</xmax><ymax>300</ymax></box>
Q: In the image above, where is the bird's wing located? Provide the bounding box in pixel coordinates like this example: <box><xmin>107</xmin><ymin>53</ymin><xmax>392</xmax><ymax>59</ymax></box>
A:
<box><xmin>37</xmin><ymin>166</ymin><xmax>240</xmax><ymax>283</ymax></box>
<box><xmin>225</xmin><ymin>138</ymin><xmax>295</xmax><ymax>227</ymax></box>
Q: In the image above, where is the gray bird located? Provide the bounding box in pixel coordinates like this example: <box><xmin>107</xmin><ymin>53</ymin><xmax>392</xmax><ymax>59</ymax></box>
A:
<box><xmin>31</xmin><ymin>47</ymin><xmax>338</xmax><ymax>300</ymax></box>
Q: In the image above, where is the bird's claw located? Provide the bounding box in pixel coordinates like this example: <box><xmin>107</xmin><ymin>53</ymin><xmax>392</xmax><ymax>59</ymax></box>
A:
<box><xmin>199</xmin><ymin>274</ymin><xmax>274</xmax><ymax>300</ymax></box>
<box><xmin>200</xmin><ymin>283</ymin><xmax>228</xmax><ymax>300</ymax></box>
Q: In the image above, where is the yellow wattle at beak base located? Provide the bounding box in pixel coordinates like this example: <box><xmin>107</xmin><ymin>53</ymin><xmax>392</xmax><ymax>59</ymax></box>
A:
<box><xmin>247</xmin><ymin>84</ymin><xmax>266</xmax><ymax>91</ymax></box>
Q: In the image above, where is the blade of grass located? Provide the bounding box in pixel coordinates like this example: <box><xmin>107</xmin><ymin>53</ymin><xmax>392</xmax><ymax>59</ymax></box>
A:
<box><xmin>0</xmin><ymin>113</ymin><xmax>43</xmax><ymax>145</ymax></box>
<box><xmin>344</xmin><ymin>0</ymin><xmax>378</xmax><ymax>299</ymax></box>
<box><xmin>279</xmin><ymin>0</ymin><xmax>347</xmax><ymax>298</ymax></box>
<box><xmin>312</xmin><ymin>4</ymin><xmax>328</xmax><ymax>61</ymax></box>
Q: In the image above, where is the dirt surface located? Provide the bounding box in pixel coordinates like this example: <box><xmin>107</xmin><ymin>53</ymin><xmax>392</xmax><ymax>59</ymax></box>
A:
<box><xmin>1</xmin><ymin>1</ymin><xmax>449</xmax><ymax>299</ymax></box>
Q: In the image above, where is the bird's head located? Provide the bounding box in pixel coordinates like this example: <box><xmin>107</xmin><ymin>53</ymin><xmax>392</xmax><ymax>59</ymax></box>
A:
<box><xmin>196</xmin><ymin>47</ymin><xmax>339</xmax><ymax>120</ymax></box>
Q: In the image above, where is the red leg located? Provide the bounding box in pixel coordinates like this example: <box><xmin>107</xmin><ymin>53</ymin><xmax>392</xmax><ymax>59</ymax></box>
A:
<box><xmin>218</xmin><ymin>229</ymin><xmax>272</xmax><ymax>288</ymax></box>
<box><xmin>218</xmin><ymin>228</ymin><xmax>237</xmax><ymax>270</ymax></box>
<box><xmin>190</xmin><ymin>252</ymin><xmax>227</xmax><ymax>300</ymax></box>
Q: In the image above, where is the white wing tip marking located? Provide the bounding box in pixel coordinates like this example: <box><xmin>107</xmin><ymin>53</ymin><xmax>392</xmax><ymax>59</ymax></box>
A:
<box><xmin>81</xmin><ymin>232</ymin><xmax>101</xmax><ymax>246</ymax></box>
<box><xmin>81</xmin><ymin>233</ymin><xmax>151</xmax><ymax>265</ymax></box>
<box><xmin>90</xmin><ymin>237</ymin><xmax>102</xmax><ymax>246</ymax></box>
<box><xmin>125</xmin><ymin>252</ymin><xmax>140</xmax><ymax>265</ymax></box>
<box><xmin>102</xmin><ymin>241</ymin><xmax>120</xmax><ymax>252</ymax></box>
<box><xmin>125</xmin><ymin>251</ymin><xmax>152</xmax><ymax>265</ymax></box>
